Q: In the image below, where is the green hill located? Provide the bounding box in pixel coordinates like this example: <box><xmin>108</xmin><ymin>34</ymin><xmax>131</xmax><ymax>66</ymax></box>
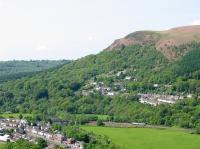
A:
<box><xmin>0</xmin><ymin>60</ymin><xmax>69</xmax><ymax>83</ymax></box>
<box><xmin>0</xmin><ymin>26</ymin><xmax>200</xmax><ymax>130</ymax></box>
<box><xmin>107</xmin><ymin>25</ymin><xmax>200</xmax><ymax>60</ymax></box>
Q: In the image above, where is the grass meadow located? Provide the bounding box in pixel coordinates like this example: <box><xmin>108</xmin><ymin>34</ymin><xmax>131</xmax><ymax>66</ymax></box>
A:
<box><xmin>82</xmin><ymin>126</ymin><xmax>200</xmax><ymax>149</ymax></box>
<box><xmin>0</xmin><ymin>143</ymin><xmax>5</xmax><ymax>149</ymax></box>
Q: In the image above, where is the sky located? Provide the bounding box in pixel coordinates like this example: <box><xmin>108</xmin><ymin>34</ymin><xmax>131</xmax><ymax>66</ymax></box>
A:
<box><xmin>0</xmin><ymin>0</ymin><xmax>200</xmax><ymax>61</ymax></box>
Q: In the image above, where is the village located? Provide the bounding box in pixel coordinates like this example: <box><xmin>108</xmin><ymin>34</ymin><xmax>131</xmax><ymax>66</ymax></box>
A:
<box><xmin>82</xmin><ymin>70</ymin><xmax>136</xmax><ymax>97</ymax></box>
<box><xmin>0</xmin><ymin>118</ymin><xmax>84</xmax><ymax>149</ymax></box>
<box><xmin>138</xmin><ymin>93</ymin><xmax>184</xmax><ymax>106</ymax></box>
<box><xmin>81</xmin><ymin>70</ymin><xmax>194</xmax><ymax>106</ymax></box>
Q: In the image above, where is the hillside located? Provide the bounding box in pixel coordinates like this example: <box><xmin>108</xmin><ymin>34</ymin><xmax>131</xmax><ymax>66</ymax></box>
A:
<box><xmin>0</xmin><ymin>60</ymin><xmax>70</xmax><ymax>83</ymax></box>
<box><xmin>0</xmin><ymin>25</ymin><xmax>200</xmax><ymax>129</ymax></box>
<box><xmin>107</xmin><ymin>25</ymin><xmax>200</xmax><ymax>60</ymax></box>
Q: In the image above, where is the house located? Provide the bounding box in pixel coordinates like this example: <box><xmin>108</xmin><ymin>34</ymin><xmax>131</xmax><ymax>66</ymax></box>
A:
<box><xmin>157</xmin><ymin>99</ymin><xmax>175</xmax><ymax>104</ymax></box>
<box><xmin>67</xmin><ymin>138</ymin><xmax>76</xmax><ymax>144</ymax></box>
<box><xmin>0</xmin><ymin>134</ymin><xmax>10</xmax><ymax>142</ymax></box>
<box><xmin>95</xmin><ymin>87</ymin><xmax>101</xmax><ymax>91</ymax></box>
<box><xmin>32</xmin><ymin>130</ymin><xmax>37</xmax><ymax>134</ymax></box>
<box><xmin>140</xmin><ymin>100</ymin><xmax>157</xmax><ymax>106</ymax></box>
<box><xmin>104</xmin><ymin>87</ymin><xmax>111</xmax><ymax>91</ymax></box>
<box><xmin>15</xmin><ymin>128</ymin><xmax>25</xmax><ymax>134</ymax></box>
<box><xmin>121</xmin><ymin>88</ymin><xmax>126</xmax><ymax>92</ymax></box>
<box><xmin>20</xmin><ymin>119</ymin><xmax>28</xmax><ymax>125</ymax></box>
<box><xmin>31</xmin><ymin>127</ymin><xmax>39</xmax><ymax>134</ymax></box>
<box><xmin>125</xmin><ymin>76</ymin><xmax>132</xmax><ymax>80</ymax></box>
<box><xmin>0</xmin><ymin>128</ymin><xmax>5</xmax><ymax>133</ymax></box>
<box><xmin>138</xmin><ymin>94</ymin><xmax>183</xmax><ymax>106</ymax></box>
<box><xmin>107</xmin><ymin>92</ymin><xmax>115</xmax><ymax>96</ymax></box>
<box><xmin>131</xmin><ymin>122</ymin><xmax>145</xmax><ymax>126</ymax></box>
<box><xmin>1</xmin><ymin>123</ymin><xmax>7</xmax><ymax>127</ymax></box>
<box><xmin>75</xmin><ymin>141</ymin><xmax>84</xmax><ymax>149</ymax></box>
<box><xmin>133</xmin><ymin>78</ymin><xmax>138</xmax><ymax>82</ymax></box>
<box><xmin>82</xmin><ymin>90</ymin><xmax>89</xmax><ymax>96</ymax></box>
<box><xmin>116</xmin><ymin>70</ymin><xmax>126</xmax><ymax>77</ymax></box>
<box><xmin>116</xmin><ymin>72</ymin><xmax>122</xmax><ymax>77</ymax></box>
<box><xmin>153</xmin><ymin>84</ymin><xmax>159</xmax><ymax>87</ymax></box>
<box><xmin>9</xmin><ymin>123</ymin><xmax>17</xmax><ymax>127</ymax></box>
<box><xmin>187</xmin><ymin>94</ymin><xmax>193</xmax><ymax>98</ymax></box>
<box><xmin>53</xmin><ymin>134</ymin><xmax>65</xmax><ymax>143</ymax></box>
<box><xmin>44</xmin><ymin>133</ymin><xmax>53</xmax><ymax>139</ymax></box>
<box><xmin>91</xmin><ymin>82</ymin><xmax>97</xmax><ymax>85</ymax></box>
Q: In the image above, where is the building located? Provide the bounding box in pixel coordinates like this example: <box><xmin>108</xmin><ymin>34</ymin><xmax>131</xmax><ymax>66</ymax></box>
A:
<box><xmin>157</xmin><ymin>99</ymin><xmax>175</xmax><ymax>104</ymax></box>
<box><xmin>153</xmin><ymin>84</ymin><xmax>159</xmax><ymax>87</ymax></box>
<box><xmin>138</xmin><ymin>93</ymin><xmax>183</xmax><ymax>106</ymax></box>
<box><xmin>132</xmin><ymin>122</ymin><xmax>145</xmax><ymax>126</ymax></box>
<box><xmin>0</xmin><ymin>134</ymin><xmax>10</xmax><ymax>142</ymax></box>
<box><xmin>53</xmin><ymin>134</ymin><xmax>65</xmax><ymax>143</ymax></box>
<box><xmin>125</xmin><ymin>76</ymin><xmax>132</xmax><ymax>80</ymax></box>
<box><xmin>107</xmin><ymin>92</ymin><xmax>115</xmax><ymax>96</ymax></box>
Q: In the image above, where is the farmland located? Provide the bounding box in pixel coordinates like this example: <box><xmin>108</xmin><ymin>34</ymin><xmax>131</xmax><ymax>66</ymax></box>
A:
<box><xmin>82</xmin><ymin>126</ymin><xmax>200</xmax><ymax>149</ymax></box>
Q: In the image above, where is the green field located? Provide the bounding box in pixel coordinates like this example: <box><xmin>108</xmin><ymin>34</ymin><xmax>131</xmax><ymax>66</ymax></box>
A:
<box><xmin>82</xmin><ymin>126</ymin><xmax>200</xmax><ymax>149</ymax></box>
<box><xmin>0</xmin><ymin>143</ymin><xmax>5</xmax><ymax>149</ymax></box>
<box><xmin>0</xmin><ymin>113</ymin><xmax>32</xmax><ymax>118</ymax></box>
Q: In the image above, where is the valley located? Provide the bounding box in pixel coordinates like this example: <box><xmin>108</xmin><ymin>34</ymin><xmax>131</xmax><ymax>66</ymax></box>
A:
<box><xmin>1</xmin><ymin>25</ymin><xmax>200</xmax><ymax>149</ymax></box>
<box><xmin>1</xmin><ymin>0</ymin><xmax>200</xmax><ymax>148</ymax></box>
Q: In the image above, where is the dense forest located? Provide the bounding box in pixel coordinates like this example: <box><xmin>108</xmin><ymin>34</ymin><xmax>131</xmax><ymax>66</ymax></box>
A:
<box><xmin>0</xmin><ymin>42</ymin><xmax>200</xmax><ymax>130</ymax></box>
<box><xmin>0</xmin><ymin>60</ymin><xmax>70</xmax><ymax>83</ymax></box>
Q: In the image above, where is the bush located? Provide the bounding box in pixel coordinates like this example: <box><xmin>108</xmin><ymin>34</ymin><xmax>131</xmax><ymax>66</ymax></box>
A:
<box><xmin>97</xmin><ymin>120</ymin><xmax>105</xmax><ymax>126</ymax></box>
<box><xmin>196</xmin><ymin>125</ymin><xmax>200</xmax><ymax>134</ymax></box>
<box><xmin>36</xmin><ymin>138</ymin><xmax>47</xmax><ymax>148</ymax></box>
<box><xmin>19</xmin><ymin>114</ymin><xmax>23</xmax><ymax>119</ymax></box>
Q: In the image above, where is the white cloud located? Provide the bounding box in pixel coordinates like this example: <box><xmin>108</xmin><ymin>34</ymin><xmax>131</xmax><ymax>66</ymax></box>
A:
<box><xmin>88</xmin><ymin>36</ymin><xmax>94</xmax><ymax>41</ymax></box>
<box><xmin>35</xmin><ymin>45</ymin><xmax>48</xmax><ymax>51</ymax></box>
<box><xmin>0</xmin><ymin>1</ymin><xmax>16</xmax><ymax>8</ymax></box>
<box><xmin>191</xmin><ymin>20</ymin><xmax>200</xmax><ymax>25</ymax></box>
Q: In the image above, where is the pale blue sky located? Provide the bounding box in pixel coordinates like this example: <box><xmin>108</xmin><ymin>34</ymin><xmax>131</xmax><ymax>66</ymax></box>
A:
<box><xmin>0</xmin><ymin>0</ymin><xmax>199</xmax><ymax>60</ymax></box>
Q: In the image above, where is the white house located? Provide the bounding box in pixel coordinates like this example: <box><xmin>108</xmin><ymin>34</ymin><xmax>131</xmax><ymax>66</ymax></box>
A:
<box><xmin>20</xmin><ymin>119</ymin><xmax>28</xmax><ymax>124</ymax></box>
<box><xmin>153</xmin><ymin>84</ymin><xmax>159</xmax><ymax>87</ymax></box>
<box><xmin>132</xmin><ymin>122</ymin><xmax>145</xmax><ymax>126</ymax></box>
<box><xmin>125</xmin><ymin>76</ymin><xmax>132</xmax><ymax>80</ymax></box>
<box><xmin>0</xmin><ymin>134</ymin><xmax>10</xmax><ymax>142</ymax></box>
<box><xmin>107</xmin><ymin>92</ymin><xmax>115</xmax><ymax>96</ymax></box>
<box><xmin>187</xmin><ymin>94</ymin><xmax>193</xmax><ymax>98</ymax></box>
<box><xmin>158</xmin><ymin>99</ymin><xmax>175</xmax><ymax>104</ymax></box>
